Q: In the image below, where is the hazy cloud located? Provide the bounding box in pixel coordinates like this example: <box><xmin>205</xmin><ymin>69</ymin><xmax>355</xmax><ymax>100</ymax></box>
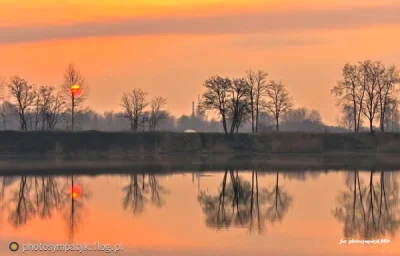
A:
<box><xmin>227</xmin><ymin>36</ymin><xmax>329</xmax><ymax>49</ymax></box>
<box><xmin>1</xmin><ymin>4</ymin><xmax>400</xmax><ymax>44</ymax></box>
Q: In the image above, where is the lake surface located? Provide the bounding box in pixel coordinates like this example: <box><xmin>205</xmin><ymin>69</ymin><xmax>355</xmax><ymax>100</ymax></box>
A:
<box><xmin>0</xmin><ymin>170</ymin><xmax>399</xmax><ymax>255</ymax></box>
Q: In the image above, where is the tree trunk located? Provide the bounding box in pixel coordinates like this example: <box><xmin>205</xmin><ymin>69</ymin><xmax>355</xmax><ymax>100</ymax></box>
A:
<box><xmin>71</xmin><ymin>94</ymin><xmax>75</xmax><ymax>131</ymax></box>
<box><xmin>19</xmin><ymin>114</ymin><xmax>24</xmax><ymax>130</ymax></box>
<box><xmin>1</xmin><ymin>112</ymin><xmax>6</xmax><ymax>130</ymax></box>
<box><xmin>276</xmin><ymin>116</ymin><xmax>279</xmax><ymax>132</ymax></box>
<box><xmin>222</xmin><ymin>114</ymin><xmax>228</xmax><ymax>135</ymax></box>
<box><xmin>353</xmin><ymin>102</ymin><xmax>357</xmax><ymax>133</ymax></box>
<box><xmin>255</xmin><ymin>104</ymin><xmax>259</xmax><ymax>133</ymax></box>
<box><xmin>250</xmin><ymin>94</ymin><xmax>255</xmax><ymax>133</ymax></box>
<box><xmin>229</xmin><ymin>116</ymin><xmax>236</xmax><ymax>135</ymax></box>
<box><xmin>356</xmin><ymin>94</ymin><xmax>365</xmax><ymax>132</ymax></box>
<box><xmin>133</xmin><ymin>118</ymin><xmax>138</xmax><ymax>131</ymax></box>
<box><xmin>356</xmin><ymin>110</ymin><xmax>362</xmax><ymax>132</ymax></box>
<box><xmin>380</xmin><ymin>111</ymin><xmax>385</xmax><ymax>132</ymax></box>
<box><xmin>369</xmin><ymin>118</ymin><xmax>373</xmax><ymax>134</ymax></box>
<box><xmin>20</xmin><ymin>110</ymin><xmax>27</xmax><ymax>131</ymax></box>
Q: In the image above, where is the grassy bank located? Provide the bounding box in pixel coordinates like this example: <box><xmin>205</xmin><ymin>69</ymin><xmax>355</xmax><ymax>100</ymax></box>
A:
<box><xmin>2</xmin><ymin>131</ymin><xmax>400</xmax><ymax>154</ymax></box>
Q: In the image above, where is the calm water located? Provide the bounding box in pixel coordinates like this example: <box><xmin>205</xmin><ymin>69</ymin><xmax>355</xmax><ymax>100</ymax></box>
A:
<box><xmin>0</xmin><ymin>170</ymin><xmax>399</xmax><ymax>256</ymax></box>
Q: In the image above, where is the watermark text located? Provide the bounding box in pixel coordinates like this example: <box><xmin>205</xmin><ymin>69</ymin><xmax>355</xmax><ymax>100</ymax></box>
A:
<box><xmin>9</xmin><ymin>242</ymin><xmax>123</xmax><ymax>253</ymax></box>
<box><xmin>339</xmin><ymin>239</ymin><xmax>390</xmax><ymax>245</ymax></box>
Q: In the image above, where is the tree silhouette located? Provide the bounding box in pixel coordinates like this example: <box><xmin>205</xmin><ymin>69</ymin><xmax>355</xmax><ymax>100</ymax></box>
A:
<box><xmin>8</xmin><ymin>76</ymin><xmax>36</xmax><ymax>130</ymax></box>
<box><xmin>61</xmin><ymin>64</ymin><xmax>87</xmax><ymax>131</ymax></box>
<box><xmin>121</xmin><ymin>89</ymin><xmax>148</xmax><ymax>131</ymax></box>
<box><xmin>265</xmin><ymin>81</ymin><xmax>293</xmax><ymax>132</ymax></box>
<box><xmin>246</xmin><ymin>70</ymin><xmax>268</xmax><ymax>133</ymax></box>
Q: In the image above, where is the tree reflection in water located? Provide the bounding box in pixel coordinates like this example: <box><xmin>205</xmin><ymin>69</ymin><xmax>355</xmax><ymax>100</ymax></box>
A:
<box><xmin>265</xmin><ymin>171</ymin><xmax>293</xmax><ymax>223</ymax></box>
<box><xmin>61</xmin><ymin>175</ymin><xmax>90</xmax><ymax>241</ymax></box>
<box><xmin>0</xmin><ymin>177</ymin><xmax>17</xmax><ymax>225</ymax></box>
<box><xmin>0</xmin><ymin>175</ymin><xmax>89</xmax><ymax>241</ymax></box>
<box><xmin>197</xmin><ymin>170</ymin><xmax>293</xmax><ymax>234</ymax></box>
<box><xmin>333</xmin><ymin>171</ymin><xmax>400</xmax><ymax>239</ymax></box>
<box><xmin>8</xmin><ymin>176</ymin><xmax>36</xmax><ymax>227</ymax></box>
<box><xmin>0</xmin><ymin>176</ymin><xmax>62</xmax><ymax>227</ymax></box>
<box><xmin>122</xmin><ymin>173</ymin><xmax>169</xmax><ymax>215</ymax></box>
<box><xmin>34</xmin><ymin>176</ymin><xmax>61</xmax><ymax>219</ymax></box>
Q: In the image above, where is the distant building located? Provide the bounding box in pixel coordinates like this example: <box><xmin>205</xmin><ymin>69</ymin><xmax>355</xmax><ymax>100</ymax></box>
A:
<box><xmin>184</xmin><ymin>129</ymin><xmax>196</xmax><ymax>133</ymax></box>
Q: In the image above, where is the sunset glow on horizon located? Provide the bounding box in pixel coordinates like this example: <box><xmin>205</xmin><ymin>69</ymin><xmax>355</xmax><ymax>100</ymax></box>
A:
<box><xmin>1</xmin><ymin>0</ymin><xmax>400</xmax><ymax>125</ymax></box>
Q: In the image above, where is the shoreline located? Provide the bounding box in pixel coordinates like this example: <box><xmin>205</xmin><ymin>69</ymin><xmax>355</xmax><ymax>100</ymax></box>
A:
<box><xmin>2</xmin><ymin>131</ymin><xmax>400</xmax><ymax>154</ymax></box>
<box><xmin>1</xmin><ymin>152</ymin><xmax>400</xmax><ymax>175</ymax></box>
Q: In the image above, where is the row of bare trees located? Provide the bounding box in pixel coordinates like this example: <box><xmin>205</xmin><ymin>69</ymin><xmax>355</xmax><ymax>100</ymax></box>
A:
<box><xmin>0</xmin><ymin>64</ymin><xmax>87</xmax><ymax>131</ymax></box>
<box><xmin>5</xmin><ymin>61</ymin><xmax>400</xmax><ymax>134</ymax></box>
<box><xmin>332</xmin><ymin>60</ymin><xmax>400</xmax><ymax>133</ymax></box>
<box><xmin>121</xmin><ymin>88</ymin><xmax>167</xmax><ymax>131</ymax></box>
<box><xmin>200</xmin><ymin>69</ymin><xmax>293</xmax><ymax>135</ymax></box>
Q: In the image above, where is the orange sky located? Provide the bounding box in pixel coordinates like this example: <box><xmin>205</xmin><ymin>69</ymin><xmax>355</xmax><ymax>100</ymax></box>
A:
<box><xmin>1</xmin><ymin>0</ymin><xmax>400</xmax><ymax>125</ymax></box>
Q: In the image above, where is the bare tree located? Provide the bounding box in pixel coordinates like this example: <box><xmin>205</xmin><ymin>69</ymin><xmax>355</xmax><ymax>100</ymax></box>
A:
<box><xmin>265</xmin><ymin>80</ymin><xmax>292</xmax><ymax>132</ymax></box>
<box><xmin>24</xmin><ymin>85</ymin><xmax>66</xmax><ymax>130</ymax></box>
<box><xmin>121</xmin><ymin>93</ymin><xmax>134</xmax><ymax>131</ymax></box>
<box><xmin>61</xmin><ymin>64</ymin><xmax>87</xmax><ymax>131</ymax></box>
<box><xmin>378</xmin><ymin>65</ymin><xmax>400</xmax><ymax>131</ymax></box>
<box><xmin>32</xmin><ymin>89</ymin><xmax>42</xmax><ymax>130</ymax></box>
<box><xmin>246</xmin><ymin>70</ymin><xmax>256</xmax><ymax>132</ymax></box>
<box><xmin>338</xmin><ymin>104</ymin><xmax>356</xmax><ymax>131</ymax></box>
<box><xmin>148</xmin><ymin>96</ymin><xmax>167</xmax><ymax>131</ymax></box>
<box><xmin>232</xmin><ymin>100</ymin><xmax>250</xmax><ymax>133</ymax></box>
<box><xmin>121</xmin><ymin>89</ymin><xmax>148</xmax><ymax>131</ymax></box>
<box><xmin>41</xmin><ymin>86</ymin><xmax>66</xmax><ymax>130</ymax></box>
<box><xmin>251</xmin><ymin>70</ymin><xmax>268</xmax><ymax>132</ymax></box>
<box><xmin>383</xmin><ymin>98</ymin><xmax>400</xmax><ymax>132</ymax></box>
<box><xmin>332</xmin><ymin>63</ymin><xmax>365</xmax><ymax>132</ymax></box>
<box><xmin>8</xmin><ymin>76</ymin><xmax>36</xmax><ymax>130</ymax></box>
<box><xmin>308</xmin><ymin>110</ymin><xmax>323</xmax><ymax>125</ymax></box>
<box><xmin>37</xmin><ymin>86</ymin><xmax>52</xmax><ymax>129</ymax></box>
<box><xmin>0</xmin><ymin>76</ymin><xmax>7</xmax><ymax>129</ymax></box>
<box><xmin>201</xmin><ymin>75</ymin><xmax>232</xmax><ymax>135</ymax></box>
<box><xmin>360</xmin><ymin>60</ymin><xmax>385</xmax><ymax>133</ymax></box>
<box><xmin>228</xmin><ymin>78</ymin><xmax>249</xmax><ymax>134</ymax></box>
<box><xmin>0</xmin><ymin>76</ymin><xmax>5</xmax><ymax>96</ymax></box>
